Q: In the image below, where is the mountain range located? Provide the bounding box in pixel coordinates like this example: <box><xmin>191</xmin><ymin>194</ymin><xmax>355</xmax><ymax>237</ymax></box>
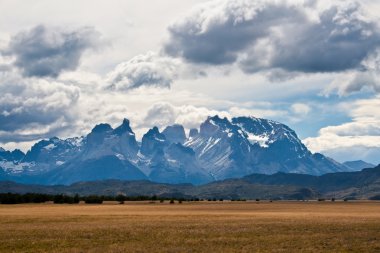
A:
<box><xmin>0</xmin><ymin>116</ymin><xmax>361</xmax><ymax>185</ymax></box>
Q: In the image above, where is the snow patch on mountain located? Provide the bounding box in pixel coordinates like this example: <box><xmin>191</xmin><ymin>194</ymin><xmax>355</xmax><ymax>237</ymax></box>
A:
<box><xmin>0</xmin><ymin>161</ymin><xmax>33</xmax><ymax>174</ymax></box>
<box><xmin>246</xmin><ymin>133</ymin><xmax>270</xmax><ymax>148</ymax></box>
<box><xmin>0</xmin><ymin>115</ymin><xmax>350</xmax><ymax>185</ymax></box>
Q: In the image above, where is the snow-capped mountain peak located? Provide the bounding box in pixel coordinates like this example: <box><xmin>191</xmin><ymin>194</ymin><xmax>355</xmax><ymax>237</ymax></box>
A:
<box><xmin>0</xmin><ymin>116</ymin><xmax>349</xmax><ymax>185</ymax></box>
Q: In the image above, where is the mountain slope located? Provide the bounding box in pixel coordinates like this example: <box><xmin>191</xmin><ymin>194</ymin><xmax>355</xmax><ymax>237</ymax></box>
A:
<box><xmin>343</xmin><ymin>160</ymin><xmax>375</xmax><ymax>171</ymax></box>
<box><xmin>2</xmin><ymin>166</ymin><xmax>380</xmax><ymax>200</ymax></box>
<box><xmin>0</xmin><ymin>180</ymin><xmax>317</xmax><ymax>200</ymax></box>
<box><xmin>185</xmin><ymin>116</ymin><xmax>348</xmax><ymax>180</ymax></box>
<box><xmin>243</xmin><ymin>165</ymin><xmax>380</xmax><ymax>198</ymax></box>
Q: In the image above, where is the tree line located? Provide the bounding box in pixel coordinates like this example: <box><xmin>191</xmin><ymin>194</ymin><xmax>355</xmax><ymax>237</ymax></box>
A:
<box><xmin>0</xmin><ymin>193</ymin><xmax>205</xmax><ymax>204</ymax></box>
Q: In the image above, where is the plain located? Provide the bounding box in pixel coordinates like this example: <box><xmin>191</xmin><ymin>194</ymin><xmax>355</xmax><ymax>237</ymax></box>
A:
<box><xmin>1</xmin><ymin>201</ymin><xmax>380</xmax><ymax>252</ymax></box>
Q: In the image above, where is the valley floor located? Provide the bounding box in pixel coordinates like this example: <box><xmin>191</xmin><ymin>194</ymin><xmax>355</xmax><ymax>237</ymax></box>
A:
<box><xmin>0</xmin><ymin>201</ymin><xmax>380</xmax><ymax>252</ymax></box>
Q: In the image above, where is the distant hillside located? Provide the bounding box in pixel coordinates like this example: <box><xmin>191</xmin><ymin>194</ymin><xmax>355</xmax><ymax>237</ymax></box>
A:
<box><xmin>343</xmin><ymin>160</ymin><xmax>375</xmax><ymax>171</ymax></box>
<box><xmin>243</xmin><ymin>165</ymin><xmax>380</xmax><ymax>199</ymax></box>
<box><xmin>1</xmin><ymin>165</ymin><xmax>380</xmax><ymax>200</ymax></box>
<box><xmin>0</xmin><ymin>180</ymin><xmax>317</xmax><ymax>200</ymax></box>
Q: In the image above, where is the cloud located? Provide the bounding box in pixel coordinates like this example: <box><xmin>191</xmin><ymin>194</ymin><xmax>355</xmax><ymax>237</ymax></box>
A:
<box><xmin>291</xmin><ymin>103</ymin><xmax>311</xmax><ymax>116</ymax></box>
<box><xmin>325</xmin><ymin>50</ymin><xmax>380</xmax><ymax>95</ymax></box>
<box><xmin>106</xmin><ymin>52</ymin><xmax>180</xmax><ymax>90</ymax></box>
<box><xmin>164</xmin><ymin>0</ymin><xmax>380</xmax><ymax>77</ymax></box>
<box><xmin>0</xmin><ymin>71</ymin><xmax>80</xmax><ymax>143</ymax></box>
<box><xmin>304</xmin><ymin>96</ymin><xmax>380</xmax><ymax>163</ymax></box>
<box><xmin>4</xmin><ymin>25</ymin><xmax>101</xmax><ymax>78</ymax></box>
<box><xmin>142</xmin><ymin>102</ymin><xmax>229</xmax><ymax>130</ymax></box>
<box><xmin>141</xmin><ymin>101</ymin><xmax>303</xmax><ymax>133</ymax></box>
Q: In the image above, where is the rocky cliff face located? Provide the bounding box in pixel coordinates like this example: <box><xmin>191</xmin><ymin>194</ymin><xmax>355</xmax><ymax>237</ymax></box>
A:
<box><xmin>0</xmin><ymin>116</ymin><xmax>351</xmax><ymax>185</ymax></box>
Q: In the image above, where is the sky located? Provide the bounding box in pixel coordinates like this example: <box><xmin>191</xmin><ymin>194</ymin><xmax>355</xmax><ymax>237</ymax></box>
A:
<box><xmin>0</xmin><ymin>0</ymin><xmax>380</xmax><ymax>164</ymax></box>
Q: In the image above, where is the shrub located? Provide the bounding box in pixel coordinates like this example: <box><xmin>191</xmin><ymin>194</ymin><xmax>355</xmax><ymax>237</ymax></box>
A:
<box><xmin>115</xmin><ymin>194</ymin><xmax>126</xmax><ymax>204</ymax></box>
<box><xmin>369</xmin><ymin>195</ymin><xmax>380</xmax><ymax>200</ymax></box>
<box><xmin>73</xmin><ymin>194</ymin><xmax>80</xmax><ymax>204</ymax></box>
<box><xmin>84</xmin><ymin>195</ymin><xmax>103</xmax><ymax>204</ymax></box>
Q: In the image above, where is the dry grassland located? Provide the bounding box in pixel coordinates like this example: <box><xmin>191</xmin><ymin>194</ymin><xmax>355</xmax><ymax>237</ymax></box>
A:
<box><xmin>0</xmin><ymin>201</ymin><xmax>380</xmax><ymax>252</ymax></box>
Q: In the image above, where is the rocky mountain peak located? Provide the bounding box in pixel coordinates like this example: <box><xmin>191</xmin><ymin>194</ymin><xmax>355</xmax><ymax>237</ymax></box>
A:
<box><xmin>113</xmin><ymin>118</ymin><xmax>134</xmax><ymax>136</ymax></box>
<box><xmin>91</xmin><ymin>123</ymin><xmax>113</xmax><ymax>134</ymax></box>
<box><xmin>162</xmin><ymin>124</ymin><xmax>186</xmax><ymax>144</ymax></box>
<box><xmin>1</xmin><ymin>115</ymin><xmax>351</xmax><ymax>185</ymax></box>
<box><xmin>189</xmin><ymin>128</ymin><xmax>199</xmax><ymax>138</ymax></box>
<box><xmin>140</xmin><ymin>127</ymin><xmax>166</xmax><ymax>156</ymax></box>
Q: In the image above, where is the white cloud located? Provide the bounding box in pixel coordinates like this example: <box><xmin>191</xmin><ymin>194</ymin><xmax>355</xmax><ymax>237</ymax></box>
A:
<box><xmin>291</xmin><ymin>103</ymin><xmax>311</xmax><ymax>116</ymax></box>
<box><xmin>324</xmin><ymin>50</ymin><xmax>380</xmax><ymax>95</ymax></box>
<box><xmin>106</xmin><ymin>51</ymin><xmax>181</xmax><ymax>90</ymax></box>
<box><xmin>304</xmin><ymin>96</ymin><xmax>380</xmax><ymax>163</ymax></box>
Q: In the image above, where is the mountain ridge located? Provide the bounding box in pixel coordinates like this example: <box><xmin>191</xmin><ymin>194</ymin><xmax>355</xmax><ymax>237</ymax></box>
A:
<box><xmin>0</xmin><ymin>115</ymin><xmax>354</xmax><ymax>185</ymax></box>
<box><xmin>1</xmin><ymin>165</ymin><xmax>379</xmax><ymax>200</ymax></box>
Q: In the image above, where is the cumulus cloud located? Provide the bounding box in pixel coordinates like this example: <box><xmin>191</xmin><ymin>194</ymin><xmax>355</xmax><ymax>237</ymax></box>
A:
<box><xmin>106</xmin><ymin>52</ymin><xmax>180</xmax><ymax>90</ymax></box>
<box><xmin>142</xmin><ymin>102</ymin><xmax>229</xmax><ymax>130</ymax></box>
<box><xmin>0</xmin><ymin>71</ymin><xmax>80</xmax><ymax>142</ymax></box>
<box><xmin>141</xmin><ymin>101</ymin><xmax>303</xmax><ymax>133</ymax></box>
<box><xmin>325</xmin><ymin>50</ymin><xmax>380</xmax><ymax>95</ymax></box>
<box><xmin>165</xmin><ymin>0</ymin><xmax>380</xmax><ymax>77</ymax></box>
<box><xmin>4</xmin><ymin>25</ymin><xmax>101</xmax><ymax>78</ymax></box>
<box><xmin>304</xmin><ymin>96</ymin><xmax>380</xmax><ymax>163</ymax></box>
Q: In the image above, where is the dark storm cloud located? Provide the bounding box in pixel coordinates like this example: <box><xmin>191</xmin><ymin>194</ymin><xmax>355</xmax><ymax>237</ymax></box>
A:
<box><xmin>165</xmin><ymin>1</ymin><xmax>304</xmax><ymax>65</ymax></box>
<box><xmin>5</xmin><ymin>25</ymin><xmax>100</xmax><ymax>78</ymax></box>
<box><xmin>0</xmin><ymin>72</ymin><xmax>80</xmax><ymax>142</ymax></box>
<box><xmin>164</xmin><ymin>0</ymin><xmax>380</xmax><ymax>74</ymax></box>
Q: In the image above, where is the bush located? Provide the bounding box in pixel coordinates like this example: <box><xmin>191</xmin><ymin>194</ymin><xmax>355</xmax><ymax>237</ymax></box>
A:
<box><xmin>53</xmin><ymin>194</ymin><xmax>80</xmax><ymax>204</ymax></box>
<box><xmin>73</xmin><ymin>194</ymin><xmax>80</xmax><ymax>204</ymax></box>
<box><xmin>84</xmin><ymin>195</ymin><xmax>103</xmax><ymax>204</ymax></box>
<box><xmin>169</xmin><ymin>199</ymin><xmax>175</xmax><ymax>204</ymax></box>
<box><xmin>53</xmin><ymin>194</ymin><xmax>65</xmax><ymax>204</ymax></box>
<box><xmin>115</xmin><ymin>194</ymin><xmax>126</xmax><ymax>204</ymax></box>
<box><xmin>369</xmin><ymin>195</ymin><xmax>380</xmax><ymax>200</ymax></box>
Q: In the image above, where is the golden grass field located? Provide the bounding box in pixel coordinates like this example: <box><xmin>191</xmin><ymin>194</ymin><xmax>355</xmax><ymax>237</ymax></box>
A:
<box><xmin>1</xmin><ymin>201</ymin><xmax>380</xmax><ymax>253</ymax></box>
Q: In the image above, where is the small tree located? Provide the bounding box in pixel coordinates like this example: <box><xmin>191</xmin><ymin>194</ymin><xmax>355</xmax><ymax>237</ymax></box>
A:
<box><xmin>73</xmin><ymin>194</ymin><xmax>80</xmax><ymax>204</ymax></box>
<box><xmin>53</xmin><ymin>194</ymin><xmax>64</xmax><ymax>204</ymax></box>
<box><xmin>85</xmin><ymin>195</ymin><xmax>103</xmax><ymax>204</ymax></box>
<box><xmin>115</xmin><ymin>194</ymin><xmax>126</xmax><ymax>204</ymax></box>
